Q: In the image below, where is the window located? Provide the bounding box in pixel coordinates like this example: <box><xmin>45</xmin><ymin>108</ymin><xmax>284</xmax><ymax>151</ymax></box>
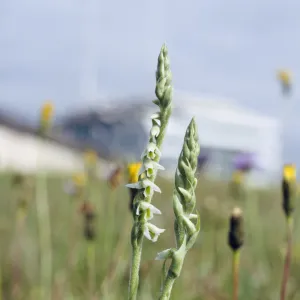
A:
<box><xmin>64</xmin><ymin>123</ymin><xmax>90</xmax><ymax>140</ymax></box>
<box><xmin>91</xmin><ymin>122</ymin><xmax>113</xmax><ymax>145</ymax></box>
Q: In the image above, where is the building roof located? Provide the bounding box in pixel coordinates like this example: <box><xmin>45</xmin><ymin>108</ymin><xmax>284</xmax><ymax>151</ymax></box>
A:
<box><xmin>57</xmin><ymin>91</ymin><xmax>280</xmax><ymax>164</ymax></box>
<box><xmin>62</xmin><ymin>90</ymin><xmax>278</xmax><ymax>128</ymax></box>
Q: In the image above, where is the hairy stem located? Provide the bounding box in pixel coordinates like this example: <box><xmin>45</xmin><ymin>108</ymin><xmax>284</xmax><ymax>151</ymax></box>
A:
<box><xmin>159</xmin><ymin>274</ymin><xmax>176</xmax><ymax>300</ymax></box>
<box><xmin>127</xmin><ymin>44</ymin><xmax>173</xmax><ymax>300</ymax></box>
<box><xmin>128</xmin><ymin>243</ymin><xmax>143</xmax><ymax>300</ymax></box>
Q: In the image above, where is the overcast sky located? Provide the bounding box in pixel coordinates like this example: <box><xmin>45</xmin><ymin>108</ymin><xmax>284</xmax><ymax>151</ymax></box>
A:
<box><xmin>0</xmin><ymin>0</ymin><xmax>300</xmax><ymax>159</ymax></box>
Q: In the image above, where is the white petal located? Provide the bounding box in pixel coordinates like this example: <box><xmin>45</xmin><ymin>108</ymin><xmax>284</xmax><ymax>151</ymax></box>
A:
<box><xmin>139</xmin><ymin>201</ymin><xmax>152</xmax><ymax>209</ymax></box>
<box><xmin>149</xmin><ymin>205</ymin><xmax>162</xmax><ymax>215</ymax></box>
<box><xmin>143</xmin><ymin>160</ymin><xmax>152</xmax><ymax>169</ymax></box>
<box><xmin>152</xmin><ymin>235</ymin><xmax>159</xmax><ymax>242</ymax></box>
<box><xmin>155</xmin><ymin>248</ymin><xmax>172</xmax><ymax>260</ymax></box>
<box><xmin>150</xmin><ymin>126</ymin><xmax>160</xmax><ymax>137</ymax></box>
<box><xmin>147</xmin><ymin>143</ymin><xmax>156</xmax><ymax>151</ymax></box>
<box><xmin>144</xmin><ymin>226</ymin><xmax>152</xmax><ymax>241</ymax></box>
<box><xmin>136</xmin><ymin>203</ymin><xmax>142</xmax><ymax>215</ymax></box>
<box><xmin>125</xmin><ymin>182</ymin><xmax>142</xmax><ymax>189</ymax></box>
<box><xmin>144</xmin><ymin>223</ymin><xmax>166</xmax><ymax>242</ymax></box>
<box><xmin>140</xmin><ymin>202</ymin><xmax>162</xmax><ymax>215</ymax></box>
<box><xmin>151</xmin><ymin>112</ymin><xmax>160</xmax><ymax>119</ymax></box>
<box><xmin>147</xmin><ymin>223</ymin><xmax>165</xmax><ymax>234</ymax></box>
<box><xmin>138</xmin><ymin>165</ymin><xmax>146</xmax><ymax>175</ymax></box>
<box><xmin>153</xmin><ymin>118</ymin><xmax>161</xmax><ymax>126</ymax></box>
<box><xmin>153</xmin><ymin>162</ymin><xmax>165</xmax><ymax>170</ymax></box>
<box><xmin>142</xmin><ymin>179</ymin><xmax>161</xmax><ymax>193</ymax></box>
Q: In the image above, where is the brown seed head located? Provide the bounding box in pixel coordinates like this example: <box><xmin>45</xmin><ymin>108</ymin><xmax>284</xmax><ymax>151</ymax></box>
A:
<box><xmin>108</xmin><ymin>166</ymin><xmax>123</xmax><ymax>189</ymax></box>
<box><xmin>228</xmin><ymin>207</ymin><xmax>244</xmax><ymax>252</ymax></box>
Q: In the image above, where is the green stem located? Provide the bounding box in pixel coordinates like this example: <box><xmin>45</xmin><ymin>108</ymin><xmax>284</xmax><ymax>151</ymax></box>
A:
<box><xmin>280</xmin><ymin>217</ymin><xmax>293</xmax><ymax>300</ymax></box>
<box><xmin>232</xmin><ymin>250</ymin><xmax>240</xmax><ymax>300</ymax></box>
<box><xmin>128</xmin><ymin>108</ymin><xmax>171</xmax><ymax>300</ymax></box>
<box><xmin>87</xmin><ymin>242</ymin><xmax>96</xmax><ymax>297</ymax></box>
<box><xmin>36</xmin><ymin>172</ymin><xmax>52</xmax><ymax>300</ymax></box>
<box><xmin>159</xmin><ymin>275</ymin><xmax>176</xmax><ymax>300</ymax></box>
<box><xmin>128</xmin><ymin>44</ymin><xmax>173</xmax><ymax>300</ymax></box>
<box><xmin>128</xmin><ymin>242</ymin><xmax>143</xmax><ymax>300</ymax></box>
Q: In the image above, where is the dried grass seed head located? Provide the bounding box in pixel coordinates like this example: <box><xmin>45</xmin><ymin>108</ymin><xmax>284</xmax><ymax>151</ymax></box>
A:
<box><xmin>228</xmin><ymin>207</ymin><xmax>244</xmax><ymax>252</ymax></box>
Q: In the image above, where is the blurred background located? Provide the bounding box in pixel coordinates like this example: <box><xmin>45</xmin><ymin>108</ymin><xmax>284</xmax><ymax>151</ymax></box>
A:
<box><xmin>0</xmin><ymin>1</ymin><xmax>300</xmax><ymax>299</ymax></box>
<box><xmin>0</xmin><ymin>0</ymin><xmax>299</xmax><ymax>183</ymax></box>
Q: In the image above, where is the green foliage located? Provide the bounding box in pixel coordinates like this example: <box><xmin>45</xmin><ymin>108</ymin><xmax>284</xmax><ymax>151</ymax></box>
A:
<box><xmin>0</xmin><ymin>173</ymin><xmax>298</xmax><ymax>299</ymax></box>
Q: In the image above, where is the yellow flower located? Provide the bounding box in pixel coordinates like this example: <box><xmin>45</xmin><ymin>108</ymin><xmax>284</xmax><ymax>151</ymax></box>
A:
<box><xmin>84</xmin><ymin>149</ymin><xmax>98</xmax><ymax>165</ymax></box>
<box><xmin>41</xmin><ymin>101</ymin><xmax>54</xmax><ymax>123</ymax></box>
<box><xmin>72</xmin><ymin>172</ymin><xmax>87</xmax><ymax>187</ymax></box>
<box><xmin>283</xmin><ymin>164</ymin><xmax>296</xmax><ymax>182</ymax></box>
<box><xmin>232</xmin><ymin>170</ymin><xmax>244</xmax><ymax>184</ymax></box>
<box><xmin>127</xmin><ymin>162</ymin><xmax>142</xmax><ymax>184</ymax></box>
<box><xmin>277</xmin><ymin>70</ymin><xmax>291</xmax><ymax>86</ymax></box>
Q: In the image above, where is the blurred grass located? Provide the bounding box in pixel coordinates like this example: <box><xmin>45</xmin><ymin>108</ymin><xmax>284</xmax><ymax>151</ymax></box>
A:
<box><xmin>0</xmin><ymin>172</ymin><xmax>299</xmax><ymax>300</ymax></box>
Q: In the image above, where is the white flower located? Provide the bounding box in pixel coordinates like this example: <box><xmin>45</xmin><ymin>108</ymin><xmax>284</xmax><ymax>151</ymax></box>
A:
<box><xmin>151</xmin><ymin>112</ymin><xmax>161</xmax><ymax>126</ymax></box>
<box><xmin>155</xmin><ymin>248</ymin><xmax>173</xmax><ymax>260</ymax></box>
<box><xmin>136</xmin><ymin>201</ymin><xmax>162</xmax><ymax>220</ymax></box>
<box><xmin>139</xmin><ymin>159</ymin><xmax>165</xmax><ymax>178</ymax></box>
<box><xmin>151</xmin><ymin>112</ymin><xmax>160</xmax><ymax>119</ymax></box>
<box><xmin>126</xmin><ymin>178</ymin><xmax>161</xmax><ymax>197</ymax></box>
<box><xmin>141</xmin><ymin>142</ymin><xmax>161</xmax><ymax>160</ymax></box>
<box><xmin>150</xmin><ymin>125</ymin><xmax>160</xmax><ymax>138</ymax></box>
<box><xmin>144</xmin><ymin>223</ymin><xmax>165</xmax><ymax>242</ymax></box>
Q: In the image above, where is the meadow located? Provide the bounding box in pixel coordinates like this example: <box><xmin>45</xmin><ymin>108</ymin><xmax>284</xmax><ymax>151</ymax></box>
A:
<box><xmin>0</xmin><ymin>171</ymin><xmax>298</xmax><ymax>300</ymax></box>
<box><xmin>0</xmin><ymin>44</ymin><xmax>296</xmax><ymax>300</ymax></box>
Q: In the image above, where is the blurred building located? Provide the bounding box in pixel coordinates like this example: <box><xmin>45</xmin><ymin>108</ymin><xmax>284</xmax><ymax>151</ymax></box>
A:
<box><xmin>58</xmin><ymin>91</ymin><xmax>281</xmax><ymax>186</ymax></box>
<box><xmin>0</xmin><ymin>109</ymin><xmax>104</xmax><ymax>174</ymax></box>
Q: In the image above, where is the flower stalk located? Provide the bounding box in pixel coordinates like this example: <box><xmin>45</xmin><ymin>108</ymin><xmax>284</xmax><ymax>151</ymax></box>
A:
<box><xmin>126</xmin><ymin>43</ymin><xmax>173</xmax><ymax>300</ymax></box>
<box><xmin>80</xmin><ymin>201</ymin><xmax>97</xmax><ymax>297</ymax></box>
<box><xmin>36</xmin><ymin>101</ymin><xmax>54</xmax><ymax>300</ymax></box>
<box><xmin>280</xmin><ymin>164</ymin><xmax>296</xmax><ymax>300</ymax></box>
<box><xmin>157</xmin><ymin>118</ymin><xmax>200</xmax><ymax>300</ymax></box>
<box><xmin>228</xmin><ymin>207</ymin><xmax>244</xmax><ymax>300</ymax></box>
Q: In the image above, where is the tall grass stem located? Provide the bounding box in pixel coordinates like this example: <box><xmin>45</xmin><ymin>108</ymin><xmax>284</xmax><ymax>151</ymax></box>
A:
<box><xmin>280</xmin><ymin>217</ymin><xmax>293</xmax><ymax>300</ymax></box>
<box><xmin>232</xmin><ymin>250</ymin><xmax>240</xmax><ymax>300</ymax></box>
<box><xmin>87</xmin><ymin>242</ymin><xmax>96</xmax><ymax>297</ymax></box>
<box><xmin>36</xmin><ymin>171</ymin><xmax>52</xmax><ymax>300</ymax></box>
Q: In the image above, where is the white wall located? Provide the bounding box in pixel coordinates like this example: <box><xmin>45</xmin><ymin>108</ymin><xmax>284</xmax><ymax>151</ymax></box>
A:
<box><xmin>0</xmin><ymin>125</ymin><xmax>86</xmax><ymax>174</ymax></box>
<box><xmin>140</xmin><ymin>95</ymin><xmax>281</xmax><ymax>185</ymax></box>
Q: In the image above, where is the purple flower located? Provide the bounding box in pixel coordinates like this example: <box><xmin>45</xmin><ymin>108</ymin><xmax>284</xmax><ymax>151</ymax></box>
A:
<box><xmin>233</xmin><ymin>152</ymin><xmax>258</xmax><ymax>172</ymax></box>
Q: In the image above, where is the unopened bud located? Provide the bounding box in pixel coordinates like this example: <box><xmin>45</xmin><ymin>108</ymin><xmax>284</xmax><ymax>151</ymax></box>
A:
<box><xmin>282</xmin><ymin>164</ymin><xmax>297</xmax><ymax>218</ymax></box>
